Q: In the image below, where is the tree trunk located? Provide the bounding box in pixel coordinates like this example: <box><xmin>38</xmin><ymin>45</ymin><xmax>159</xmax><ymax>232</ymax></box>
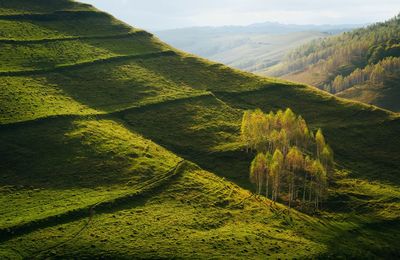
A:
<box><xmin>303</xmin><ymin>173</ymin><xmax>307</xmax><ymax>203</ymax></box>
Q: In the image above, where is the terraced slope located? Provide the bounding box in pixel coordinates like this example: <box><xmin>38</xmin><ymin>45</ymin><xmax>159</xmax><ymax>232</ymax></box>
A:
<box><xmin>0</xmin><ymin>0</ymin><xmax>400</xmax><ymax>258</ymax></box>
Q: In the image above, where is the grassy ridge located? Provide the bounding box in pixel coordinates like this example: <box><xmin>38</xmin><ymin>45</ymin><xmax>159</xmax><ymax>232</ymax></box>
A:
<box><xmin>0</xmin><ymin>34</ymin><xmax>168</xmax><ymax>72</ymax></box>
<box><xmin>338</xmin><ymin>77</ymin><xmax>400</xmax><ymax>112</ymax></box>
<box><xmin>0</xmin><ymin>15</ymin><xmax>135</xmax><ymax>40</ymax></box>
<box><xmin>0</xmin><ymin>0</ymin><xmax>94</xmax><ymax>15</ymax></box>
<box><xmin>0</xmin><ymin>0</ymin><xmax>399</xmax><ymax>258</ymax></box>
<box><xmin>0</xmin><ymin>53</ymin><xmax>207</xmax><ymax>125</ymax></box>
<box><xmin>0</xmin><ymin>118</ymin><xmax>180</xmax><ymax>230</ymax></box>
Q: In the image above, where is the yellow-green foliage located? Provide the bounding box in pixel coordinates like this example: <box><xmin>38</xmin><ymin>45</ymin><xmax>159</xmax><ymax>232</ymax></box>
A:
<box><xmin>242</xmin><ymin>109</ymin><xmax>333</xmax><ymax>208</ymax></box>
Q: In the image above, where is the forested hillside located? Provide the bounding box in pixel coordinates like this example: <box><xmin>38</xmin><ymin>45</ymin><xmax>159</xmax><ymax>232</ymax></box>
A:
<box><xmin>265</xmin><ymin>15</ymin><xmax>400</xmax><ymax>111</ymax></box>
<box><xmin>0</xmin><ymin>0</ymin><xmax>400</xmax><ymax>259</ymax></box>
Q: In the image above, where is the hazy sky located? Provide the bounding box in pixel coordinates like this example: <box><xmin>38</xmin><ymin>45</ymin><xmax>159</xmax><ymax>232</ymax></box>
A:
<box><xmin>79</xmin><ymin>0</ymin><xmax>400</xmax><ymax>31</ymax></box>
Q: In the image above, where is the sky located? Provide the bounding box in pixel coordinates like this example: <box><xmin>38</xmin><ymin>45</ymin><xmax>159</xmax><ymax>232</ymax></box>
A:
<box><xmin>79</xmin><ymin>0</ymin><xmax>400</xmax><ymax>31</ymax></box>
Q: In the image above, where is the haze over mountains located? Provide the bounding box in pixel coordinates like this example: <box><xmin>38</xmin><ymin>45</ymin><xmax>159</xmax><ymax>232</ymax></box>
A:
<box><xmin>0</xmin><ymin>0</ymin><xmax>400</xmax><ymax>259</ymax></box>
<box><xmin>155</xmin><ymin>23</ymin><xmax>361</xmax><ymax>73</ymax></box>
<box><xmin>157</xmin><ymin>16</ymin><xmax>400</xmax><ymax>113</ymax></box>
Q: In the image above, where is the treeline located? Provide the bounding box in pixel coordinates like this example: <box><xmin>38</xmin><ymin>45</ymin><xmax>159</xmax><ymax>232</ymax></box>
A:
<box><xmin>241</xmin><ymin>108</ymin><xmax>334</xmax><ymax>210</ymax></box>
<box><xmin>328</xmin><ymin>57</ymin><xmax>400</xmax><ymax>93</ymax></box>
<box><xmin>266</xmin><ymin>14</ymin><xmax>400</xmax><ymax>94</ymax></box>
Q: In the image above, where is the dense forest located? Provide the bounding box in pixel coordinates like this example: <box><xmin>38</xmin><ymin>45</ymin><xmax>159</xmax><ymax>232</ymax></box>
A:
<box><xmin>264</xmin><ymin>14</ymin><xmax>400</xmax><ymax>111</ymax></box>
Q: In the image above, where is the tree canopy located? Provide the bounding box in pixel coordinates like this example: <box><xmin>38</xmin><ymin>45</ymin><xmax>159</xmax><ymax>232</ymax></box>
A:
<box><xmin>241</xmin><ymin>108</ymin><xmax>334</xmax><ymax>210</ymax></box>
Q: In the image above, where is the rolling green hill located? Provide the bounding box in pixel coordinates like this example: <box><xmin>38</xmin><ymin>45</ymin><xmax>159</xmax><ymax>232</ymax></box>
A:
<box><xmin>0</xmin><ymin>0</ymin><xmax>400</xmax><ymax>258</ymax></box>
<box><xmin>264</xmin><ymin>15</ymin><xmax>400</xmax><ymax>112</ymax></box>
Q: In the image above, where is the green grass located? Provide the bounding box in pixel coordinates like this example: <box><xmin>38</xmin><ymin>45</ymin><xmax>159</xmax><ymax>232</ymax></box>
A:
<box><xmin>0</xmin><ymin>34</ymin><xmax>168</xmax><ymax>72</ymax></box>
<box><xmin>0</xmin><ymin>57</ymin><xmax>208</xmax><ymax>124</ymax></box>
<box><xmin>0</xmin><ymin>166</ymin><xmax>328</xmax><ymax>259</ymax></box>
<box><xmin>0</xmin><ymin>0</ymin><xmax>399</xmax><ymax>258</ymax></box>
<box><xmin>2</xmin><ymin>164</ymin><xmax>398</xmax><ymax>259</ymax></box>
<box><xmin>0</xmin><ymin>0</ymin><xmax>94</xmax><ymax>15</ymax></box>
<box><xmin>0</xmin><ymin>75</ymin><xmax>98</xmax><ymax>124</ymax></box>
<box><xmin>212</xmin><ymin>85</ymin><xmax>400</xmax><ymax>182</ymax></box>
<box><xmin>130</xmin><ymin>53</ymin><xmax>290</xmax><ymax>92</ymax></box>
<box><xmin>0</xmin><ymin>118</ymin><xmax>180</xmax><ymax>229</ymax></box>
<box><xmin>0</xmin><ymin>15</ymin><xmax>136</xmax><ymax>40</ymax></box>
<box><xmin>338</xmin><ymin>76</ymin><xmax>400</xmax><ymax>112</ymax></box>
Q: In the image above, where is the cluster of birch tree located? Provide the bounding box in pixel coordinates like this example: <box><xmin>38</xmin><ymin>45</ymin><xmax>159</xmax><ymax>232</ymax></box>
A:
<box><xmin>241</xmin><ymin>108</ymin><xmax>334</xmax><ymax>209</ymax></box>
<box><xmin>329</xmin><ymin>56</ymin><xmax>400</xmax><ymax>93</ymax></box>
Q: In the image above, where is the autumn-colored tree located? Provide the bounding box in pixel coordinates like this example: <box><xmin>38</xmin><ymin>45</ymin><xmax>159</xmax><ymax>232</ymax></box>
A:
<box><xmin>264</xmin><ymin>152</ymin><xmax>272</xmax><ymax>199</ymax></box>
<box><xmin>315</xmin><ymin>129</ymin><xmax>326</xmax><ymax>158</ymax></box>
<box><xmin>242</xmin><ymin>108</ymin><xmax>335</xmax><ymax>210</ymax></box>
<box><xmin>311</xmin><ymin>160</ymin><xmax>327</xmax><ymax>209</ymax></box>
<box><xmin>240</xmin><ymin>111</ymin><xmax>251</xmax><ymax>152</ymax></box>
<box><xmin>286</xmin><ymin>146</ymin><xmax>304</xmax><ymax>208</ymax></box>
<box><xmin>321</xmin><ymin>144</ymin><xmax>334</xmax><ymax>178</ymax></box>
<box><xmin>250</xmin><ymin>153</ymin><xmax>267</xmax><ymax>194</ymax></box>
<box><xmin>270</xmin><ymin>149</ymin><xmax>284</xmax><ymax>202</ymax></box>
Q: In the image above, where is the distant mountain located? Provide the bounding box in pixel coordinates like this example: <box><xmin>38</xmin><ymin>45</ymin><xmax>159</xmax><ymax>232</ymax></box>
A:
<box><xmin>265</xmin><ymin>15</ymin><xmax>400</xmax><ymax>112</ymax></box>
<box><xmin>157</xmin><ymin>22</ymin><xmax>360</xmax><ymax>37</ymax></box>
<box><xmin>154</xmin><ymin>23</ymin><xmax>361</xmax><ymax>73</ymax></box>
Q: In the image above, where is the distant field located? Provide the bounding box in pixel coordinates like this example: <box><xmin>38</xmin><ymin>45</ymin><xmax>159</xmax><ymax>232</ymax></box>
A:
<box><xmin>155</xmin><ymin>23</ymin><xmax>359</xmax><ymax>74</ymax></box>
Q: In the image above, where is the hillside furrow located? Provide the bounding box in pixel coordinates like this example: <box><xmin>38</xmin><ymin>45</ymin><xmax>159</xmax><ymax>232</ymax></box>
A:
<box><xmin>211</xmin><ymin>88</ymin><xmax>397</xmax><ymax>124</ymax></box>
<box><xmin>0</xmin><ymin>50</ymin><xmax>177</xmax><ymax>76</ymax></box>
<box><xmin>0</xmin><ymin>92</ymin><xmax>212</xmax><ymax>127</ymax></box>
<box><xmin>0</xmin><ymin>31</ymin><xmax>152</xmax><ymax>44</ymax></box>
<box><xmin>0</xmin><ymin>160</ymin><xmax>188</xmax><ymax>243</ymax></box>
<box><xmin>0</xmin><ymin>10</ymin><xmax>107</xmax><ymax>21</ymax></box>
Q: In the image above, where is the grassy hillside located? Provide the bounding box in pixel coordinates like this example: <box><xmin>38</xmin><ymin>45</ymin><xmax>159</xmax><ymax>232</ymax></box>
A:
<box><xmin>337</xmin><ymin>75</ymin><xmax>400</xmax><ymax>111</ymax></box>
<box><xmin>0</xmin><ymin>0</ymin><xmax>400</xmax><ymax>258</ymax></box>
<box><xmin>264</xmin><ymin>15</ymin><xmax>400</xmax><ymax>112</ymax></box>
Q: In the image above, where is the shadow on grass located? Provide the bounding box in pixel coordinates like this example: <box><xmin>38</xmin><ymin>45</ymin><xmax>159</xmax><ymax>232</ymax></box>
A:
<box><xmin>0</xmin><ymin>160</ymin><xmax>188</xmax><ymax>243</ymax></box>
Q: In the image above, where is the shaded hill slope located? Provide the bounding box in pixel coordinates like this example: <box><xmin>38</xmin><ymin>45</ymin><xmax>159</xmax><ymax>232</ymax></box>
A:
<box><xmin>0</xmin><ymin>0</ymin><xmax>399</xmax><ymax>258</ymax></box>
